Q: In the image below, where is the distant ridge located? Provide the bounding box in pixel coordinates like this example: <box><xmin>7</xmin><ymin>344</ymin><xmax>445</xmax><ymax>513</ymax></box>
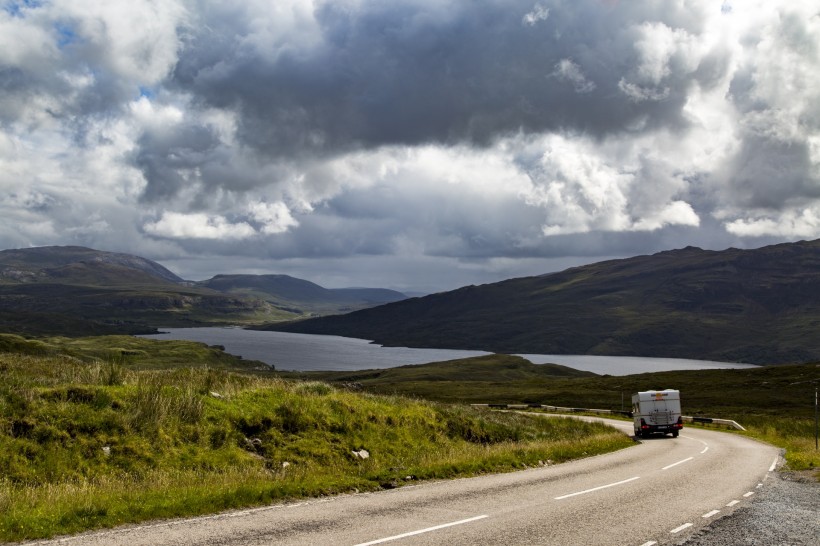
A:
<box><xmin>0</xmin><ymin>246</ymin><xmax>183</xmax><ymax>285</ymax></box>
<box><xmin>0</xmin><ymin>246</ymin><xmax>406</xmax><ymax>336</ymax></box>
<box><xmin>197</xmin><ymin>274</ymin><xmax>406</xmax><ymax>308</ymax></box>
<box><xmin>263</xmin><ymin>239</ymin><xmax>820</xmax><ymax>365</ymax></box>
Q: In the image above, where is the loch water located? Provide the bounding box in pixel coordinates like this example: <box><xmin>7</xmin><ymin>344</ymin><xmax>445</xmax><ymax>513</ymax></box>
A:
<box><xmin>140</xmin><ymin>327</ymin><xmax>757</xmax><ymax>376</ymax></box>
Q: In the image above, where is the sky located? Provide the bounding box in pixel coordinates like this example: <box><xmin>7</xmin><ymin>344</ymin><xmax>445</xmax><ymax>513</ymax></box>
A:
<box><xmin>1</xmin><ymin>0</ymin><xmax>819</xmax><ymax>294</ymax></box>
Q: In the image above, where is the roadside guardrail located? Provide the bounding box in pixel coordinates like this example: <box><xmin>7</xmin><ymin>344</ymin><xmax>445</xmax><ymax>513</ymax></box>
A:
<box><xmin>471</xmin><ymin>404</ymin><xmax>746</xmax><ymax>431</ymax></box>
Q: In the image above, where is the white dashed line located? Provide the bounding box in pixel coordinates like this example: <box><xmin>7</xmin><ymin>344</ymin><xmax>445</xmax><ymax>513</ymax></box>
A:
<box><xmin>354</xmin><ymin>515</ymin><xmax>489</xmax><ymax>546</ymax></box>
<box><xmin>639</xmin><ymin>541</ymin><xmax>658</xmax><ymax>546</ymax></box>
<box><xmin>662</xmin><ymin>457</ymin><xmax>693</xmax><ymax>470</ymax></box>
<box><xmin>670</xmin><ymin>523</ymin><xmax>693</xmax><ymax>534</ymax></box>
<box><xmin>702</xmin><ymin>510</ymin><xmax>720</xmax><ymax>518</ymax></box>
<box><xmin>700</xmin><ymin>446</ymin><xmax>709</xmax><ymax>454</ymax></box>
<box><xmin>743</xmin><ymin>491</ymin><xmax>755</xmax><ymax>498</ymax></box>
<box><xmin>554</xmin><ymin>476</ymin><xmax>640</xmax><ymax>500</ymax></box>
<box><xmin>769</xmin><ymin>457</ymin><xmax>778</xmax><ymax>472</ymax></box>
<box><xmin>726</xmin><ymin>500</ymin><xmax>740</xmax><ymax>507</ymax></box>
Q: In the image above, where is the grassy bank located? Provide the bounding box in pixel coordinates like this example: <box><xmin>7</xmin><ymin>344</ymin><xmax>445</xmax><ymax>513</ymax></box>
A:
<box><xmin>0</xmin><ymin>333</ymin><xmax>271</xmax><ymax>372</ymax></box>
<box><xmin>0</xmin><ymin>349</ymin><xmax>632</xmax><ymax>542</ymax></box>
<box><xmin>285</xmin><ymin>354</ymin><xmax>820</xmax><ymax>477</ymax></box>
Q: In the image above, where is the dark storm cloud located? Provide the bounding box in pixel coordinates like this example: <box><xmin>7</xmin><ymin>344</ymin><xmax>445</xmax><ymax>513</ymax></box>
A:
<box><xmin>169</xmin><ymin>0</ymin><xmax>725</xmax><ymax>158</ymax></box>
<box><xmin>135</xmin><ymin>123</ymin><xmax>222</xmax><ymax>201</ymax></box>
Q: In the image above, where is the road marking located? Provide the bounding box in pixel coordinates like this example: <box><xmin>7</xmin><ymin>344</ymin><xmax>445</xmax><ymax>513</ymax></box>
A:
<box><xmin>702</xmin><ymin>510</ymin><xmax>720</xmax><ymax>518</ymax></box>
<box><xmin>769</xmin><ymin>457</ymin><xmax>778</xmax><ymax>472</ymax></box>
<box><xmin>726</xmin><ymin>500</ymin><xmax>740</xmax><ymax>507</ymax></box>
<box><xmin>354</xmin><ymin>515</ymin><xmax>489</xmax><ymax>545</ymax></box>
<box><xmin>554</xmin><ymin>476</ymin><xmax>640</xmax><ymax>500</ymax></box>
<box><xmin>662</xmin><ymin>457</ymin><xmax>693</xmax><ymax>470</ymax></box>
<box><xmin>700</xmin><ymin>446</ymin><xmax>709</xmax><ymax>454</ymax></box>
<box><xmin>743</xmin><ymin>491</ymin><xmax>755</xmax><ymax>498</ymax></box>
<box><xmin>670</xmin><ymin>523</ymin><xmax>693</xmax><ymax>534</ymax></box>
<box><xmin>756</xmin><ymin>483</ymin><xmax>763</xmax><ymax>489</ymax></box>
<box><xmin>639</xmin><ymin>541</ymin><xmax>658</xmax><ymax>546</ymax></box>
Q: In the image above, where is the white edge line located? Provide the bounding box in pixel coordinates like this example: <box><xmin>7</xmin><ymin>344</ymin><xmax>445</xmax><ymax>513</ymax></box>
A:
<box><xmin>768</xmin><ymin>457</ymin><xmax>778</xmax><ymax>472</ymax></box>
<box><xmin>354</xmin><ymin>515</ymin><xmax>489</xmax><ymax>546</ymax></box>
<box><xmin>670</xmin><ymin>522</ymin><xmax>693</xmax><ymax>534</ymax></box>
<box><xmin>743</xmin><ymin>491</ymin><xmax>755</xmax><ymax>498</ymax></box>
<box><xmin>702</xmin><ymin>510</ymin><xmax>720</xmax><ymax>518</ymax></box>
<box><xmin>554</xmin><ymin>476</ymin><xmax>640</xmax><ymax>500</ymax></box>
<box><xmin>700</xmin><ymin>446</ymin><xmax>709</xmax><ymax>454</ymax></box>
<box><xmin>662</xmin><ymin>456</ymin><xmax>694</xmax><ymax>471</ymax></box>
<box><xmin>726</xmin><ymin>500</ymin><xmax>740</xmax><ymax>507</ymax></box>
<box><xmin>639</xmin><ymin>541</ymin><xmax>658</xmax><ymax>546</ymax></box>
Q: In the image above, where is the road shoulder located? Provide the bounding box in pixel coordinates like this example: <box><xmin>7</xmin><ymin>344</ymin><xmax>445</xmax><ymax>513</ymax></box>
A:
<box><xmin>679</xmin><ymin>471</ymin><xmax>819</xmax><ymax>546</ymax></box>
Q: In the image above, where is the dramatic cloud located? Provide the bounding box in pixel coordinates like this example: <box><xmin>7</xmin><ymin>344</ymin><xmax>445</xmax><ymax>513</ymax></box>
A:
<box><xmin>2</xmin><ymin>0</ymin><xmax>819</xmax><ymax>291</ymax></box>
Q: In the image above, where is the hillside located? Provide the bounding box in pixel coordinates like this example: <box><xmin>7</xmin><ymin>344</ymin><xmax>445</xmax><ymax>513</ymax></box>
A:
<box><xmin>197</xmin><ymin>274</ymin><xmax>406</xmax><ymax>314</ymax></box>
<box><xmin>264</xmin><ymin>240</ymin><xmax>820</xmax><ymax>364</ymax></box>
<box><xmin>0</xmin><ymin>246</ymin><xmax>182</xmax><ymax>284</ymax></box>
<box><xmin>0</xmin><ymin>246</ymin><xmax>406</xmax><ymax>336</ymax></box>
<box><xmin>0</xmin><ymin>344</ymin><xmax>629</xmax><ymax>541</ymax></box>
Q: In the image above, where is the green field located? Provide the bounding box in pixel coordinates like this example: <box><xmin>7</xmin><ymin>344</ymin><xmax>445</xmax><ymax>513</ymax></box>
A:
<box><xmin>0</xmin><ymin>338</ymin><xmax>632</xmax><ymax>542</ymax></box>
<box><xmin>283</xmin><ymin>354</ymin><xmax>820</xmax><ymax>477</ymax></box>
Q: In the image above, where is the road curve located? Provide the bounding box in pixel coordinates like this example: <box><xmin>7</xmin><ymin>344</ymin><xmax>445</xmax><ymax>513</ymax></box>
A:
<box><xmin>25</xmin><ymin>417</ymin><xmax>780</xmax><ymax>546</ymax></box>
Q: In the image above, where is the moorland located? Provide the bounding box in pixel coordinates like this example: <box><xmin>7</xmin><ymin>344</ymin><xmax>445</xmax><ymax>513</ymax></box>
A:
<box><xmin>1</xmin><ymin>241</ymin><xmax>820</xmax><ymax>542</ymax></box>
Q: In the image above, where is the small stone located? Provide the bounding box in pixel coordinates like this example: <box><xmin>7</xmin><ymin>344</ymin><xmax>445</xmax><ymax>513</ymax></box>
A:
<box><xmin>281</xmin><ymin>461</ymin><xmax>291</xmax><ymax>468</ymax></box>
<box><xmin>352</xmin><ymin>449</ymin><xmax>370</xmax><ymax>459</ymax></box>
<box><xmin>102</xmin><ymin>446</ymin><xmax>111</xmax><ymax>457</ymax></box>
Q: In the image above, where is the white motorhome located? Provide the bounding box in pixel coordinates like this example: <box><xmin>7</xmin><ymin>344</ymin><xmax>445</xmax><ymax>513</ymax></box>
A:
<box><xmin>632</xmin><ymin>390</ymin><xmax>683</xmax><ymax>438</ymax></box>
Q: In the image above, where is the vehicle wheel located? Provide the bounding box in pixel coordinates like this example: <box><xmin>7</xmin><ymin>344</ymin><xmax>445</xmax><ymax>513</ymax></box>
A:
<box><xmin>672</xmin><ymin>430</ymin><xmax>679</xmax><ymax>438</ymax></box>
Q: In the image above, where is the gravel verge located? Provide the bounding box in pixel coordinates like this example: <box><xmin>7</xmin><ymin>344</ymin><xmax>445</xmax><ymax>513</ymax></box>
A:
<box><xmin>679</xmin><ymin>470</ymin><xmax>819</xmax><ymax>546</ymax></box>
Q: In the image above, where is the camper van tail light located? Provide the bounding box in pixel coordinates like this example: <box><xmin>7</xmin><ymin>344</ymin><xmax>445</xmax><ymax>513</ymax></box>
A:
<box><xmin>640</xmin><ymin>418</ymin><xmax>649</xmax><ymax>430</ymax></box>
<box><xmin>675</xmin><ymin>416</ymin><xmax>683</xmax><ymax>429</ymax></box>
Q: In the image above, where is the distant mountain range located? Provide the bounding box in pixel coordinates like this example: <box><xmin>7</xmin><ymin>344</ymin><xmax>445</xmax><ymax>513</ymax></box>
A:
<box><xmin>0</xmin><ymin>246</ymin><xmax>406</xmax><ymax>336</ymax></box>
<box><xmin>264</xmin><ymin>240</ymin><xmax>820</xmax><ymax>365</ymax></box>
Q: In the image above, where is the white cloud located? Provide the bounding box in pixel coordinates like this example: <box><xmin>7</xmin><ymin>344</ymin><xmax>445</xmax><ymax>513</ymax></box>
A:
<box><xmin>144</xmin><ymin>212</ymin><xmax>256</xmax><ymax>240</ymax></box>
<box><xmin>553</xmin><ymin>59</ymin><xmax>596</xmax><ymax>94</ymax></box>
<box><xmin>522</xmin><ymin>4</ymin><xmax>550</xmax><ymax>26</ymax></box>
<box><xmin>724</xmin><ymin>209</ymin><xmax>820</xmax><ymax>238</ymax></box>
<box><xmin>54</xmin><ymin>0</ymin><xmax>186</xmax><ymax>84</ymax></box>
<box><xmin>248</xmin><ymin>201</ymin><xmax>299</xmax><ymax>234</ymax></box>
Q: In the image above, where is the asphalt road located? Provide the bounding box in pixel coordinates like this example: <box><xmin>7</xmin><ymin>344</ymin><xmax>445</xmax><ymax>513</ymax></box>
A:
<box><xmin>26</xmin><ymin>417</ymin><xmax>780</xmax><ymax>546</ymax></box>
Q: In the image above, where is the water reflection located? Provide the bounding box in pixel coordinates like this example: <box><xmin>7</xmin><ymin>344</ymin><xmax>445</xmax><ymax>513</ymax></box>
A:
<box><xmin>140</xmin><ymin>327</ymin><xmax>757</xmax><ymax>375</ymax></box>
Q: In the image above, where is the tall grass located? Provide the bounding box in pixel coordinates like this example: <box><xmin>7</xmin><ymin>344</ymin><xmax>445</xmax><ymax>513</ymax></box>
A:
<box><xmin>0</xmin><ymin>352</ymin><xmax>632</xmax><ymax>542</ymax></box>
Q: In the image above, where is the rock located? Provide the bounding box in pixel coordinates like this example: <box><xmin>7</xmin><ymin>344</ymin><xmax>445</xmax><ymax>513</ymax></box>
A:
<box><xmin>102</xmin><ymin>446</ymin><xmax>111</xmax><ymax>457</ymax></box>
<box><xmin>352</xmin><ymin>449</ymin><xmax>370</xmax><ymax>460</ymax></box>
<box><xmin>282</xmin><ymin>461</ymin><xmax>291</xmax><ymax>468</ymax></box>
<box><xmin>210</xmin><ymin>391</ymin><xmax>224</xmax><ymax>399</ymax></box>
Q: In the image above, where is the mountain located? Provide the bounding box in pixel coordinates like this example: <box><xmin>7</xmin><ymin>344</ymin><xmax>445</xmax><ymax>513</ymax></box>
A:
<box><xmin>0</xmin><ymin>246</ymin><xmax>183</xmax><ymax>285</ymax></box>
<box><xmin>196</xmin><ymin>275</ymin><xmax>406</xmax><ymax>314</ymax></box>
<box><xmin>0</xmin><ymin>246</ymin><xmax>285</xmax><ymax>335</ymax></box>
<box><xmin>263</xmin><ymin>240</ymin><xmax>820</xmax><ymax>365</ymax></box>
<box><xmin>0</xmin><ymin>246</ymin><xmax>406</xmax><ymax>336</ymax></box>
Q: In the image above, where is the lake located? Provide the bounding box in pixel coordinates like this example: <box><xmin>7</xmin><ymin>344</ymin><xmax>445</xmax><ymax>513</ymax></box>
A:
<box><xmin>139</xmin><ymin>327</ymin><xmax>757</xmax><ymax>376</ymax></box>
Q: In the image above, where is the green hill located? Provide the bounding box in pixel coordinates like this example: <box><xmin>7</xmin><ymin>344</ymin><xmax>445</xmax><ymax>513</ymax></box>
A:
<box><xmin>0</xmin><ymin>344</ymin><xmax>629</xmax><ymax>541</ymax></box>
<box><xmin>197</xmin><ymin>274</ymin><xmax>406</xmax><ymax>314</ymax></box>
<box><xmin>264</xmin><ymin>240</ymin><xmax>820</xmax><ymax>364</ymax></box>
<box><xmin>0</xmin><ymin>246</ymin><xmax>406</xmax><ymax>336</ymax></box>
<box><xmin>0</xmin><ymin>246</ymin><xmax>292</xmax><ymax>334</ymax></box>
